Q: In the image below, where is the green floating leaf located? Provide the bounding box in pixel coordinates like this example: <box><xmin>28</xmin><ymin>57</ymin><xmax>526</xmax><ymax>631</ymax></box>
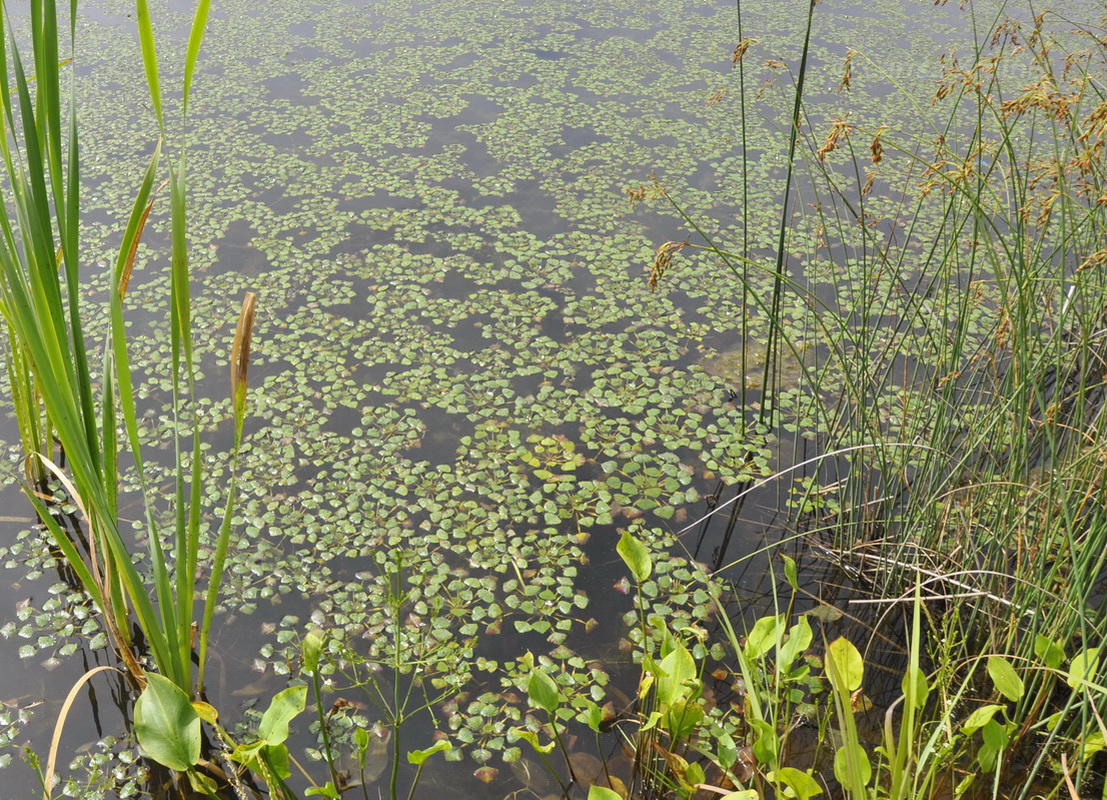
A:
<box><xmin>987</xmin><ymin>656</ymin><xmax>1024</xmax><ymax>702</ymax></box>
<box><xmin>617</xmin><ymin>529</ymin><xmax>651</xmax><ymax>583</ymax></box>
<box><xmin>134</xmin><ymin>672</ymin><xmax>201</xmax><ymax>772</ymax></box>
<box><xmin>806</xmin><ymin>603</ymin><xmax>844</xmax><ymax>623</ymax></box>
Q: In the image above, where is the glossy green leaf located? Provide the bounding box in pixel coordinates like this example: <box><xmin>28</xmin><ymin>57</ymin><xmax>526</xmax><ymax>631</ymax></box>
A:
<box><xmin>778</xmin><ymin>617</ymin><xmax>812</xmax><ymax>668</ymax></box>
<box><xmin>1067</xmin><ymin>648</ymin><xmax>1101</xmax><ymax>690</ymax></box>
<box><xmin>833</xmin><ymin>743</ymin><xmax>871</xmax><ymax>791</ymax></box>
<box><xmin>258</xmin><ymin>685</ymin><xmax>307</xmax><ymax>746</ymax></box>
<box><xmin>961</xmin><ymin>704</ymin><xmax>1005</xmax><ymax>735</ymax></box>
<box><xmin>826</xmin><ymin>637</ymin><xmax>864</xmax><ymax>693</ymax></box>
<box><xmin>782</xmin><ymin>555</ymin><xmax>799</xmax><ymax>592</ymax></box>
<box><xmin>987</xmin><ymin>656</ymin><xmax>1023</xmax><ymax>702</ymax></box>
<box><xmin>134</xmin><ymin>672</ymin><xmax>201</xmax><ymax>772</ymax></box>
<box><xmin>1034</xmin><ymin>635</ymin><xmax>1065</xmax><ymax>671</ymax></box>
<box><xmin>750</xmin><ymin>718</ymin><xmax>779</xmax><ymax>766</ymax></box>
<box><xmin>657</xmin><ymin>641</ymin><xmax>696</xmax><ymax>706</ymax></box>
<box><xmin>769</xmin><ymin>767</ymin><xmax>823</xmax><ymax>800</ymax></box>
<box><xmin>512</xmin><ymin>728</ymin><xmax>555</xmax><ymax>754</ymax></box>
<box><xmin>617</xmin><ymin>529</ymin><xmax>651</xmax><ymax>583</ymax></box>
<box><xmin>527</xmin><ymin>668</ymin><xmax>561</xmax><ymax>713</ymax></box>
<box><xmin>745</xmin><ymin>614</ymin><xmax>784</xmax><ymax>660</ymax></box>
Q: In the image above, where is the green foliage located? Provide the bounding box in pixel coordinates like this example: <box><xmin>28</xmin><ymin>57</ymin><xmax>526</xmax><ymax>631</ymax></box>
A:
<box><xmin>617</xmin><ymin>529</ymin><xmax>652</xmax><ymax>583</ymax></box>
<box><xmin>133</xmin><ymin>673</ymin><xmax>201</xmax><ymax>773</ymax></box>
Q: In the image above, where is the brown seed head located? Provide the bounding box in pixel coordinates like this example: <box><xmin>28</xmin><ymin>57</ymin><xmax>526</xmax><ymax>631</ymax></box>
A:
<box><xmin>232</xmin><ymin>292</ymin><xmax>257</xmax><ymax>409</ymax></box>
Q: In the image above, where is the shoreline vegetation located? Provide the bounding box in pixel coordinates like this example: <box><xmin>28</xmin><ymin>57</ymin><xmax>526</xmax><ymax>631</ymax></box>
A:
<box><xmin>0</xmin><ymin>0</ymin><xmax>1104</xmax><ymax>798</ymax></box>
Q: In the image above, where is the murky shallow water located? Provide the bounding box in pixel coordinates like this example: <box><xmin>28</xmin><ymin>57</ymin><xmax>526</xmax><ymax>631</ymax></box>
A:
<box><xmin>0</xmin><ymin>0</ymin><xmax>1101</xmax><ymax>795</ymax></box>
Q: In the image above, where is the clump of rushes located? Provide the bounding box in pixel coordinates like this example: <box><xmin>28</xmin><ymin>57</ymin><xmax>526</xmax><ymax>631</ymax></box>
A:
<box><xmin>648</xmin><ymin>1</ymin><xmax>1107</xmax><ymax>797</ymax></box>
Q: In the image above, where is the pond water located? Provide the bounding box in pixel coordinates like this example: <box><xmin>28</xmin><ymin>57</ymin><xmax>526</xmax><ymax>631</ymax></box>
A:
<box><xmin>0</xmin><ymin>0</ymin><xmax>1101</xmax><ymax>796</ymax></box>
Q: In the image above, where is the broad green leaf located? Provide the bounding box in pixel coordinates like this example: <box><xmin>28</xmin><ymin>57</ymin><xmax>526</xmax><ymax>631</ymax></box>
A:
<box><xmin>684</xmin><ymin>760</ymin><xmax>705</xmax><ymax>789</ymax></box>
<box><xmin>987</xmin><ymin>656</ymin><xmax>1024</xmax><ymax>702</ymax></box>
<box><xmin>769</xmin><ymin>767</ymin><xmax>823</xmax><ymax>800</ymax></box>
<box><xmin>826</xmin><ymin>637</ymin><xmax>864</xmax><ymax>693</ymax></box>
<box><xmin>408</xmin><ymin>740</ymin><xmax>451</xmax><ymax>765</ymax></box>
<box><xmin>657</xmin><ymin>642</ymin><xmax>696</xmax><ymax>706</ymax></box>
<box><xmin>258</xmin><ymin>686</ymin><xmax>307</xmax><ymax>746</ymax></box>
<box><xmin>778</xmin><ymin>617</ymin><xmax>813</xmax><ymax>668</ymax></box>
<box><xmin>1067</xmin><ymin>648</ymin><xmax>1101</xmax><ymax>690</ymax></box>
<box><xmin>719</xmin><ymin>792</ymin><xmax>759</xmax><ymax>800</ymax></box>
<box><xmin>1033</xmin><ymin>635</ymin><xmax>1065</xmax><ymax>670</ymax></box>
<box><xmin>229</xmin><ymin>741</ymin><xmax>266</xmax><ymax>765</ymax></box>
<box><xmin>715</xmin><ymin>730</ymin><xmax>738</xmax><ymax>769</ymax></box>
<box><xmin>617</xmin><ymin>529</ymin><xmax>651</xmax><ymax>582</ymax></box>
<box><xmin>262</xmin><ymin>743</ymin><xmax>292</xmax><ymax>780</ymax></box>
<box><xmin>1082</xmin><ymin>728</ymin><xmax>1105</xmax><ymax>760</ymax></box>
<box><xmin>527</xmin><ymin>669</ymin><xmax>561</xmax><ymax>713</ymax></box>
<box><xmin>833</xmin><ymin>743</ymin><xmax>871</xmax><ymax>791</ymax></box>
<box><xmin>583</xmin><ymin>699</ymin><xmax>605</xmax><ymax>732</ymax></box>
<box><xmin>976</xmin><ymin>719</ymin><xmax>1008</xmax><ymax>772</ymax></box>
<box><xmin>187</xmin><ymin>770</ymin><xmax>219</xmax><ymax>794</ymax></box>
<box><xmin>588</xmin><ymin>787</ymin><xmax>622</xmax><ymax>800</ymax></box>
<box><xmin>961</xmin><ymin>704</ymin><xmax>1005</xmax><ymax>735</ymax></box>
<box><xmin>664</xmin><ymin>699</ymin><xmax>704</xmax><ymax>740</ymax></box>
<box><xmin>134</xmin><ymin>672</ymin><xmax>201</xmax><ymax>772</ymax></box>
<box><xmin>750</xmin><ymin>718</ymin><xmax>779</xmax><ymax>766</ymax></box>
<box><xmin>745</xmin><ymin>615</ymin><xmax>784</xmax><ymax>660</ymax></box>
